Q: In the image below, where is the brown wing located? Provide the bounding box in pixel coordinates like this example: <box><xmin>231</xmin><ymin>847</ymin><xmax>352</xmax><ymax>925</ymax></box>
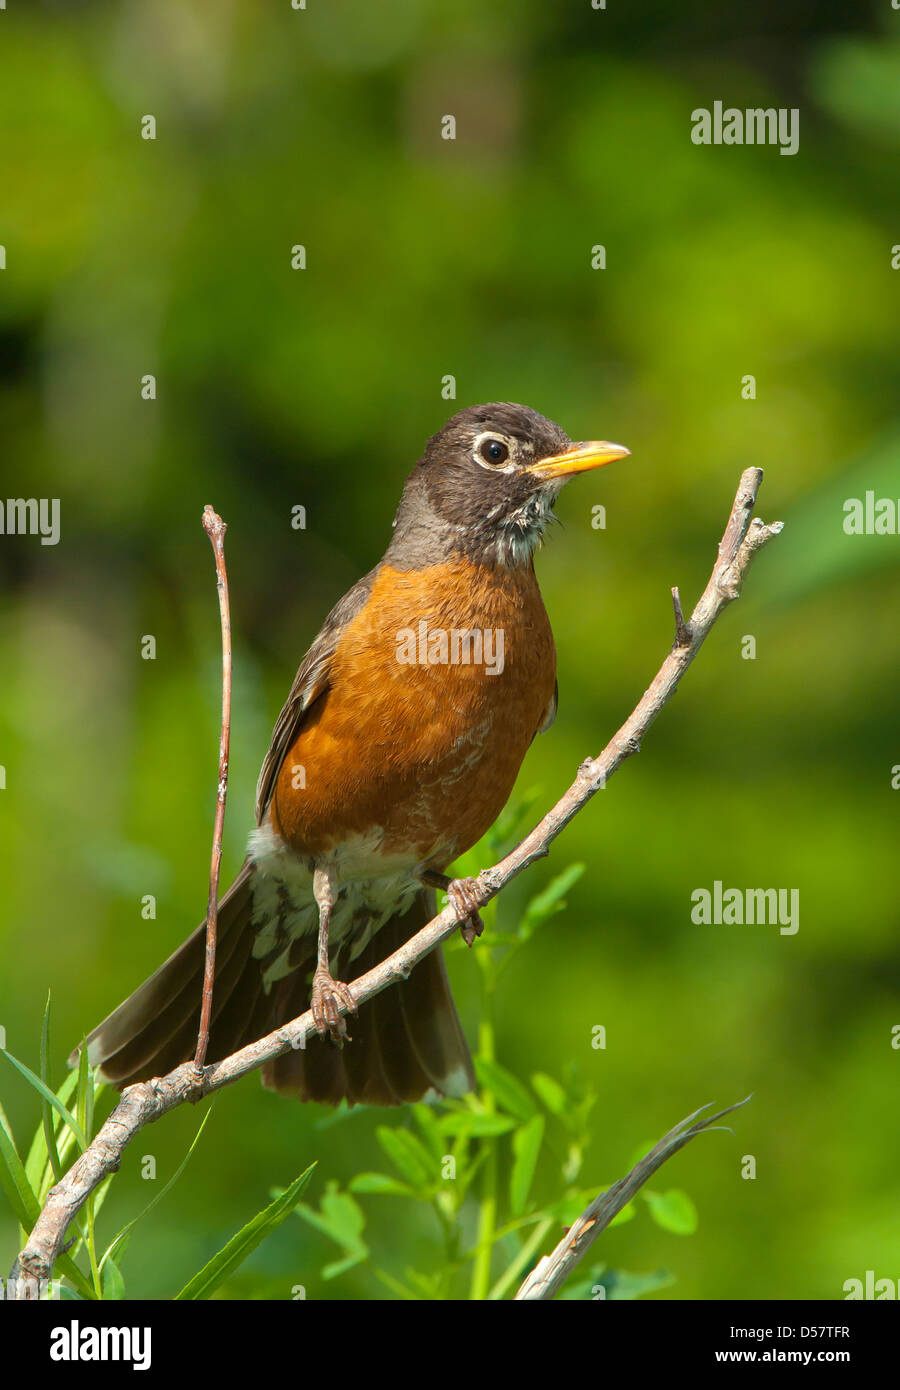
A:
<box><xmin>536</xmin><ymin>678</ymin><xmax>558</xmax><ymax>737</ymax></box>
<box><xmin>254</xmin><ymin>565</ymin><xmax>380</xmax><ymax>821</ymax></box>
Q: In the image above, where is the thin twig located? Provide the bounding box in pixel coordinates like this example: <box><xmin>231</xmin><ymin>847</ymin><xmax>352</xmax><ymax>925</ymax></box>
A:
<box><xmin>671</xmin><ymin>585</ymin><xmax>692</xmax><ymax>646</ymax></box>
<box><xmin>10</xmin><ymin>468</ymin><xmax>782</xmax><ymax>1296</ymax></box>
<box><xmin>192</xmin><ymin>507</ymin><xmax>232</xmax><ymax>1079</ymax></box>
<box><xmin>514</xmin><ymin>1096</ymin><xmax>753</xmax><ymax>1300</ymax></box>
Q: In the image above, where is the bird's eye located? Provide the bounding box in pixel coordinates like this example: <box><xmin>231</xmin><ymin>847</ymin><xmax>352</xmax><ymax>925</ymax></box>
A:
<box><xmin>479</xmin><ymin>438</ymin><xmax>509</xmax><ymax>467</ymax></box>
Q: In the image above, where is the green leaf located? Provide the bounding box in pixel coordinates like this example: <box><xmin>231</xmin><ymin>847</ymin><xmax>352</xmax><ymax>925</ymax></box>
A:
<box><xmin>294</xmin><ymin>1181</ymin><xmax>368</xmax><ymax>1252</ymax></box>
<box><xmin>55</xmin><ymin>1255</ymin><xmax>97</xmax><ymax>1303</ymax></box>
<box><xmin>319</xmin><ymin>1183</ymin><xmax>366</xmax><ymax>1248</ymax></box>
<box><xmin>348</xmin><ymin>1172</ymin><xmax>415</xmax><ymax>1198</ymax></box>
<box><xmin>0</xmin><ymin>1100</ymin><xmax>17</xmax><ymax>1160</ymax></box>
<box><xmin>40</xmin><ymin>993</ymin><xmax>63</xmax><ymax>1184</ymax></box>
<box><xmin>531</xmin><ymin>1071</ymin><xmax>567</xmax><ymax>1116</ymax></box>
<box><xmin>294</xmin><ymin>1182</ymin><xmax>369</xmax><ymax>1280</ymax></box>
<box><xmin>510</xmin><ymin>1115</ymin><xmax>544</xmax><ymax>1216</ymax></box>
<box><xmin>100</xmin><ymin>1255</ymin><xmax>126</xmax><ymax>1301</ymax></box>
<box><xmin>321</xmin><ymin>1251</ymin><xmax>367</xmax><ymax>1282</ymax></box>
<box><xmin>0</xmin><ymin>1105</ymin><xmax>40</xmax><ymax>1229</ymax></box>
<box><xmin>375</xmin><ymin>1126</ymin><xmax>433</xmax><ymax>1188</ymax></box>
<box><xmin>90</xmin><ymin>1173</ymin><xmax>115</xmax><ymax>1229</ymax></box>
<box><xmin>475</xmin><ymin>1057</ymin><xmax>538</xmax><ymax>1122</ymax></box>
<box><xmin>25</xmin><ymin>1071</ymin><xmax>79</xmax><ymax>1197</ymax></box>
<box><xmin>174</xmin><ymin>1163</ymin><xmax>315</xmax><ymax>1300</ymax></box>
<box><xmin>644</xmin><ymin>1188</ymin><xmax>698</xmax><ymax>1235</ymax></box>
<box><xmin>439</xmin><ymin>1111</ymin><xmax>517</xmax><ymax>1138</ymax></box>
<box><xmin>0</xmin><ymin>1048</ymin><xmax>87</xmax><ymax>1152</ymax></box>
<box><xmin>411</xmin><ymin>1102</ymin><xmax>445</xmax><ymax>1160</ymax></box>
<box><xmin>76</xmin><ymin>1037</ymin><xmax>94</xmax><ymax>1146</ymax></box>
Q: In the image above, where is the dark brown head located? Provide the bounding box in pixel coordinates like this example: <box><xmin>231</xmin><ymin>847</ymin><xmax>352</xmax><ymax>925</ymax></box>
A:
<box><xmin>388</xmin><ymin>402</ymin><xmax>629</xmax><ymax>568</ymax></box>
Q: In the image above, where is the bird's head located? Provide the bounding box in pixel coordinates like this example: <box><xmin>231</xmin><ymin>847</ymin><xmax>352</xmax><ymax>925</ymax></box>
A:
<box><xmin>390</xmin><ymin>402</ymin><xmax>629</xmax><ymax>567</ymax></box>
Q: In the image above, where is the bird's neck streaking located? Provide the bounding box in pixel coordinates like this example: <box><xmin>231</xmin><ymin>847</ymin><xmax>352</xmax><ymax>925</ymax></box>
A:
<box><xmin>386</xmin><ymin>469</ymin><xmax>561</xmax><ymax>570</ymax></box>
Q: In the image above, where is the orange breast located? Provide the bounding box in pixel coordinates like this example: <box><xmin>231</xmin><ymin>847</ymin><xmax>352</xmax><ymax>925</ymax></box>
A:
<box><xmin>271</xmin><ymin>558</ymin><xmax>556</xmax><ymax>868</ymax></box>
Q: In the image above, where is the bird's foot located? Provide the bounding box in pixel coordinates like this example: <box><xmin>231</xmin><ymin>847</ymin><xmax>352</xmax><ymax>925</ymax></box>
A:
<box><xmin>421</xmin><ymin>868</ymin><xmax>485</xmax><ymax>947</ymax></box>
<box><xmin>310</xmin><ymin>970</ymin><xmax>357</xmax><ymax>1043</ymax></box>
<box><xmin>446</xmin><ymin>876</ymin><xmax>485</xmax><ymax>948</ymax></box>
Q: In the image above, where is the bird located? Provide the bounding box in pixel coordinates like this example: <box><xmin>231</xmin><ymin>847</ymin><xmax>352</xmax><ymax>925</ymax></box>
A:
<box><xmin>75</xmin><ymin>403</ymin><xmax>629</xmax><ymax>1106</ymax></box>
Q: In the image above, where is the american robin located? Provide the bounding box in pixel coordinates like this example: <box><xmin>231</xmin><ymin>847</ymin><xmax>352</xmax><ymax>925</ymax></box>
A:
<box><xmin>76</xmin><ymin>403</ymin><xmax>628</xmax><ymax>1105</ymax></box>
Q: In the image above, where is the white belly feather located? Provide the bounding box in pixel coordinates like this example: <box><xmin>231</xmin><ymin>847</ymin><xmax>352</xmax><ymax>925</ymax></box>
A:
<box><xmin>247</xmin><ymin>822</ymin><xmax>426</xmax><ymax>989</ymax></box>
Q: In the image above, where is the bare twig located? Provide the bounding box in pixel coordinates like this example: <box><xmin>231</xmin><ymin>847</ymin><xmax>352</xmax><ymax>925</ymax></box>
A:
<box><xmin>671</xmin><ymin>585</ymin><xmax>692</xmax><ymax>646</ymax></box>
<box><xmin>192</xmin><ymin>507</ymin><xmax>232</xmax><ymax>1079</ymax></box>
<box><xmin>514</xmin><ymin>1096</ymin><xmax>753</xmax><ymax>1300</ymax></box>
<box><xmin>10</xmin><ymin>468</ymin><xmax>782</xmax><ymax>1296</ymax></box>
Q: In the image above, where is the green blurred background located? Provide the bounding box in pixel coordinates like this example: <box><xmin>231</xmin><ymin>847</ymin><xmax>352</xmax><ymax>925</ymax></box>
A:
<box><xmin>1</xmin><ymin>0</ymin><xmax>899</xmax><ymax>1299</ymax></box>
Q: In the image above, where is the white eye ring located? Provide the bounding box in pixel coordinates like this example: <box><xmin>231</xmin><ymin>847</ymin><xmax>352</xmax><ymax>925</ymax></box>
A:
<box><xmin>473</xmin><ymin>432</ymin><xmax>516</xmax><ymax>472</ymax></box>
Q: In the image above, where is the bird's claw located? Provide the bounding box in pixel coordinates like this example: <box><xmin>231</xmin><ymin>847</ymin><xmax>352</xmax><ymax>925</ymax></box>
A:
<box><xmin>311</xmin><ymin>970</ymin><xmax>357</xmax><ymax>1043</ymax></box>
<box><xmin>447</xmin><ymin>876</ymin><xmax>485</xmax><ymax>947</ymax></box>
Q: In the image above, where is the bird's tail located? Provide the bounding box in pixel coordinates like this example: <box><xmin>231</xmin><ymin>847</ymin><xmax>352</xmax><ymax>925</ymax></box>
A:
<box><xmin>74</xmin><ymin>864</ymin><xmax>264</xmax><ymax>1088</ymax></box>
<box><xmin>73</xmin><ymin>874</ymin><xmax>474</xmax><ymax>1106</ymax></box>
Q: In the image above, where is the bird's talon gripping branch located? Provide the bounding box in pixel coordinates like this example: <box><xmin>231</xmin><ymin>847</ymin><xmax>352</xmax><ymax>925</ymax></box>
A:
<box><xmin>310</xmin><ymin>970</ymin><xmax>356</xmax><ymax>1043</ymax></box>
<box><xmin>421</xmin><ymin>866</ymin><xmax>485</xmax><ymax>944</ymax></box>
<box><xmin>447</xmin><ymin>876</ymin><xmax>485</xmax><ymax>947</ymax></box>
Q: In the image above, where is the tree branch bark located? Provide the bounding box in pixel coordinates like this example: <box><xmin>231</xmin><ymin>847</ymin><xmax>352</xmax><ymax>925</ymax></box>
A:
<box><xmin>10</xmin><ymin>467</ymin><xmax>782</xmax><ymax>1297</ymax></box>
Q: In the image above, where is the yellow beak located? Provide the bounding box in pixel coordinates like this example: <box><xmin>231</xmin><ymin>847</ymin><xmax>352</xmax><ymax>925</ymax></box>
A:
<box><xmin>526</xmin><ymin>440</ymin><xmax>630</xmax><ymax>481</ymax></box>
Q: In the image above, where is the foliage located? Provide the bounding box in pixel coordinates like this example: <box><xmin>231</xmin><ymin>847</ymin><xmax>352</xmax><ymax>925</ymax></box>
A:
<box><xmin>289</xmin><ymin>820</ymin><xmax>699</xmax><ymax>1300</ymax></box>
<box><xmin>0</xmin><ymin>995</ymin><xmax>314</xmax><ymax>1299</ymax></box>
<box><xmin>0</xmin><ymin>824</ymin><xmax>699</xmax><ymax>1300</ymax></box>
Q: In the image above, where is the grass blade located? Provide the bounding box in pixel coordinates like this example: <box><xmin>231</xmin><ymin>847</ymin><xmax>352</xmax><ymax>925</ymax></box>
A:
<box><xmin>40</xmin><ymin>993</ymin><xmax>63</xmax><ymax>1184</ymax></box>
<box><xmin>0</xmin><ymin>1105</ymin><xmax>40</xmax><ymax>1229</ymax></box>
<box><xmin>0</xmin><ymin>1048</ymin><xmax>87</xmax><ymax>1151</ymax></box>
<box><xmin>25</xmin><ymin>1071</ymin><xmax>79</xmax><ymax>1196</ymax></box>
<box><xmin>76</xmin><ymin>1040</ymin><xmax>95</xmax><ymax>1147</ymax></box>
<box><xmin>174</xmin><ymin>1163</ymin><xmax>316</xmax><ymax>1300</ymax></box>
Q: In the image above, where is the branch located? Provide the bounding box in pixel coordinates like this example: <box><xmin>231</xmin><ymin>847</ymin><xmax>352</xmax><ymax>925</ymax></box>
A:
<box><xmin>193</xmin><ymin>507</ymin><xmax>232</xmax><ymax>1078</ymax></box>
<box><xmin>10</xmin><ymin>468</ymin><xmax>782</xmax><ymax>1296</ymax></box>
<box><xmin>514</xmin><ymin>1096</ymin><xmax>752</xmax><ymax>1300</ymax></box>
